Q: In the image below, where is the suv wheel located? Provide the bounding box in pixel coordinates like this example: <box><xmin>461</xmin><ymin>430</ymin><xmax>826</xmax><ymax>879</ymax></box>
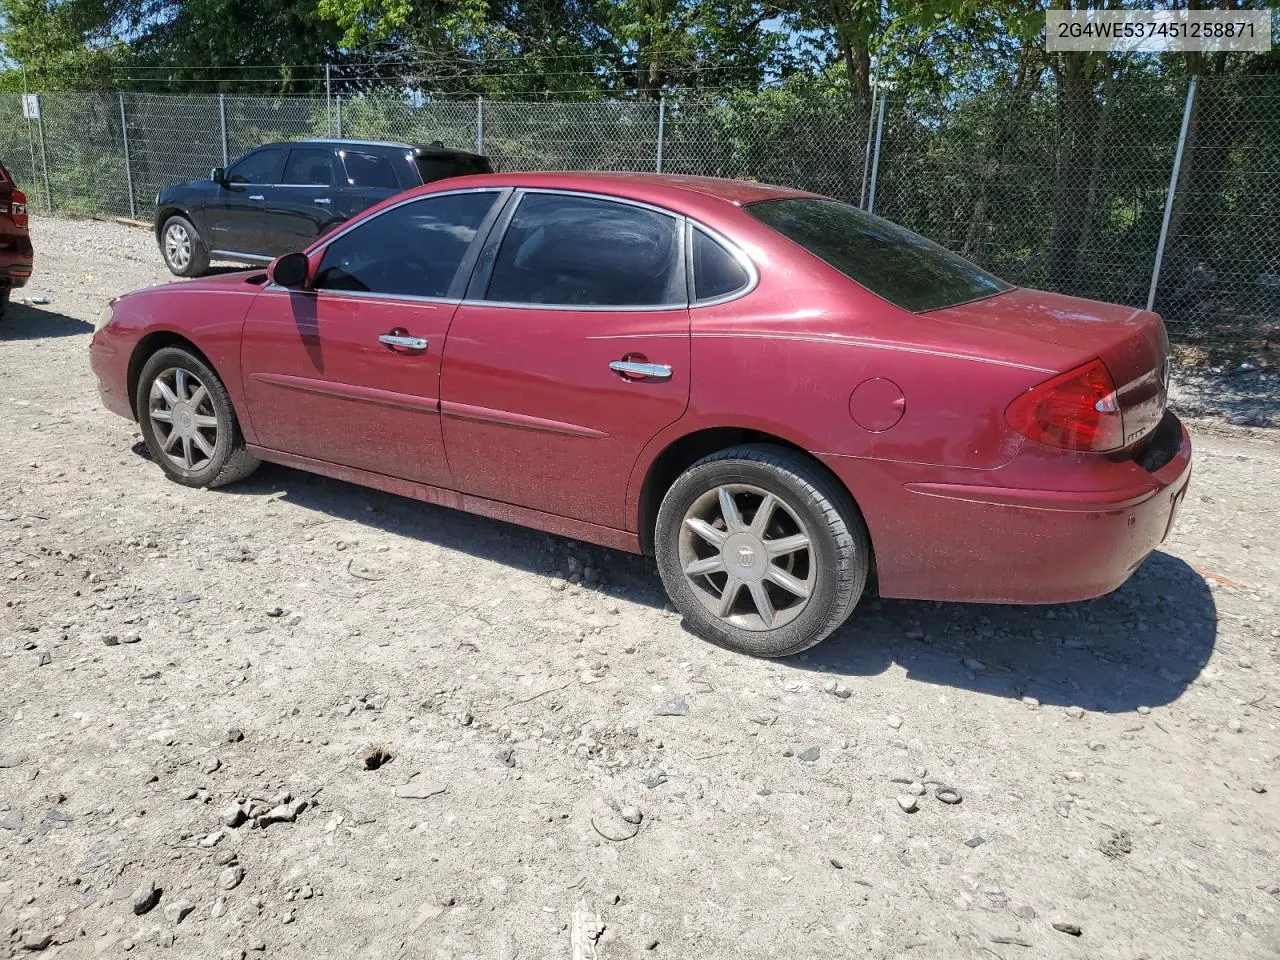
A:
<box><xmin>160</xmin><ymin>215</ymin><xmax>210</xmax><ymax>277</ymax></box>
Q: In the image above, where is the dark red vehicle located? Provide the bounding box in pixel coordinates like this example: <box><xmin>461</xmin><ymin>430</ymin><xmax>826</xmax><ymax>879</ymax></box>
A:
<box><xmin>0</xmin><ymin>161</ymin><xmax>33</xmax><ymax>321</ymax></box>
<box><xmin>89</xmin><ymin>173</ymin><xmax>1191</xmax><ymax>657</ymax></box>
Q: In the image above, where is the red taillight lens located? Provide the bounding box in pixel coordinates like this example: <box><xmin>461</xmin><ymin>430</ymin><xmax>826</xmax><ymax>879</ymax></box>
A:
<box><xmin>9</xmin><ymin>189</ymin><xmax>28</xmax><ymax>227</ymax></box>
<box><xmin>1005</xmin><ymin>358</ymin><xmax>1124</xmax><ymax>452</ymax></box>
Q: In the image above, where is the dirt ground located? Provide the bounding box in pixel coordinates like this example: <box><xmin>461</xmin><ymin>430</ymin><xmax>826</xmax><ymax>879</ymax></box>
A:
<box><xmin>2</xmin><ymin>216</ymin><xmax>1279</xmax><ymax>960</ymax></box>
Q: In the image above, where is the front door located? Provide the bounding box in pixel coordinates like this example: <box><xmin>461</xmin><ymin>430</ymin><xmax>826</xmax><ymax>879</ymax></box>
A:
<box><xmin>207</xmin><ymin>146</ymin><xmax>284</xmax><ymax>257</ymax></box>
<box><xmin>260</xmin><ymin>147</ymin><xmax>343</xmax><ymax>256</ymax></box>
<box><xmin>239</xmin><ymin>189</ymin><xmax>507</xmax><ymax>486</ymax></box>
<box><xmin>440</xmin><ymin>190</ymin><xmax>691</xmax><ymax>530</ymax></box>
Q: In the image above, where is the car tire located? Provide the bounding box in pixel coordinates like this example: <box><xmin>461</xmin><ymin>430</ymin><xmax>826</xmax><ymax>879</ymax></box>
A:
<box><xmin>654</xmin><ymin>444</ymin><xmax>870</xmax><ymax>658</ymax></box>
<box><xmin>135</xmin><ymin>347</ymin><xmax>259</xmax><ymax>488</ymax></box>
<box><xmin>160</xmin><ymin>214</ymin><xmax>210</xmax><ymax>277</ymax></box>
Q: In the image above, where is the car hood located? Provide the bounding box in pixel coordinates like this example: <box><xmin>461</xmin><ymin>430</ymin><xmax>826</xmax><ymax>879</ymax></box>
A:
<box><xmin>118</xmin><ymin>269</ymin><xmax>269</xmax><ymax>302</ymax></box>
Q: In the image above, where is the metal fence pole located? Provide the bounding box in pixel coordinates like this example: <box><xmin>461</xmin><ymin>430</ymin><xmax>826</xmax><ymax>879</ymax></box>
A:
<box><xmin>866</xmin><ymin>92</ymin><xmax>887</xmax><ymax>215</ymax></box>
<box><xmin>656</xmin><ymin>98</ymin><xmax>665</xmax><ymax>173</ymax></box>
<box><xmin>859</xmin><ymin>84</ymin><xmax>878</xmax><ymax>209</ymax></box>
<box><xmin>325</xmin><ymin>63</ymin><xmax>333</xmax><ymax>137</ymax></box>
<box><xmin>35</xmin><ymin>95</ymin><xmax>52</xmax><ymax>213</ymax></box>
<box><xmin>475</xmin><ymin>97</ymin><xmax>484</xmax><ymax>155</ymax></box>
<box><xmin>119</xmin><ymin>93</ymin><xmax>136</xmax><ymax>219</ymax></box>
<box><xmin>336</xmin><ymin>96</ymin><xmax>343</xmax><ymax>138</ymax></box>
<box><xmin>218</xmin><ymin>95</ymin><xmax>229</xmax><ymax>167</ymax></box>
<box><xmin>1148</xmin><ymin>75</ymin><xmax>1197</xmax><ymax>312</ymax></box>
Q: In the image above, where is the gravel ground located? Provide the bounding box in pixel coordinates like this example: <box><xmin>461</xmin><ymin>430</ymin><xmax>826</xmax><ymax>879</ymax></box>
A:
<box><xmin>2</xmin><ymin>215</ymin><xmax>1279</xmax><ymax>959</ymax></box>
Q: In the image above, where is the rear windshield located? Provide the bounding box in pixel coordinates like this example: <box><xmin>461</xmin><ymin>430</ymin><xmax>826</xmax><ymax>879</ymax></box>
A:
<box><xmin>746</xmin><ymin>198</ymin><xmax>1011</xmax><ymax>312</ymax></box>
<box><xmin>414</xmin><ymin>154</ymin><xmax>493</xmax><ymax>184</ymax></box>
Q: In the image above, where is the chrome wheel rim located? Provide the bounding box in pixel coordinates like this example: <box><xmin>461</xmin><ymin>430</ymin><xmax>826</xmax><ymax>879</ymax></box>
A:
<box><xmin>679</xmin><ymin>483</ymin><xmax>816</xmax><ymax>631</ymax></box>
<box><xmin>148</xmin><ymin>367</ymin><xmax>218</xmax><ymax>471</ymax></box>
<box><xmin>164</xmin><ymin>223</ymin><xmax>191</xmax><ymax>269</ymax></box>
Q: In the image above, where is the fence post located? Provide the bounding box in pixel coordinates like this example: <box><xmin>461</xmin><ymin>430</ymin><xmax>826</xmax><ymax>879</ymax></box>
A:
<box><xmin>35</xmin><ymin>95</ymin><xmax>52</xmax><ymax>213</ymax></box>
<box><xmin>1148</xmin><ymin>75</ymin><xmax>1197</xmax><ymax>312</ymax></box>
<box><xmin>218</xmin><ymin>95</ymin><xmax>229</xmax><ymax>167</ymax></box>
<box><xmin>656</xmin><ymin>98</ymin><xmax>665</xmax><ymax>173</ymax></box>
<box><xmin>866</xmin><ymin>91</ymin><xmax>887</xmax><ymax>215</ymax></box>
<box><xmin>336</xmin><ymin>96</ymin><xmax>343</xmax><ymax>138</ymax></box>
<box><xmin>475</xmin><ymin>97</ymin><xmax>484</xmax><ymax>155</ymax></box>
<box><xmin>119</xmin><ymin>93</ymin><xmax>136</xmax><ymax>220</ymax></box>
<box><xmin>325</xmin><ymin>63</ymin><xmax>333</xmax><ymax>137</ymax></box>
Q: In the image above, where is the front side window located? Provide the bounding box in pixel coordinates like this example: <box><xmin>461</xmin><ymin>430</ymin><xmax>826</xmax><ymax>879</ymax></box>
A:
<box><xmin>486</xmin><ymin>193</ymin><xmax>683</xmax><ymax>307</ymax></box>
<box><xmin>227</xmin><ymin>148</ymin><xmax>285</xmax><ymax>185</ymax></box>
<box><xmin>692</xmin><ymin>228</ymin><xmax>751</xmax><ymax>302</ymax></box>
<box><xmin>340</xmin><ymin>151</ymin><xmax>403</xmax><ymax>190</ymax></box>
<box><xmin>314</xmin><ymin>191</ymin><xmax>499</xmax><ymax>298</ymax></box>
<box><xmin>282</xmin><ymin>148</ymin><xmax>338</xmax><ymax>186</ymax></box>
<box><xmin>746</xmin><ymin>198</ymin><xmax>1012</xmax><ymax>313</ymax></box>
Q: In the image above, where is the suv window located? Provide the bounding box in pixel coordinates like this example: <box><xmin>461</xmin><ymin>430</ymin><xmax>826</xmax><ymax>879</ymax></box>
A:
<box><xmin>746</xmin><ymin>198</ymin><xmax>1011</xmax><ymax>312</ymax></box>
<box><xmin>282</xmin><ymin>148</ymin><xmax>338</xmax><ymax>186</ymax></box>
<box><xmin>314</xmin><ymin>191</ymin><xmax>499</xmax><ymax>299</ymax></box>
<box><xmin>692</xmin><ymin>229</ymin><xmax>750</xmax><ymax>302</ymax></box>
<box><xmin>227</xmin><ymin>148</ymin><xmax>285</xmax><ymax>185</ymax></box>
<box><xmin>415</xmin><ymin>154</ymin><xmax>493</xmax><ymax>184</ymax></box>
<box><xmin>486</xmin><ymin>193</ymin><xmax>683</xmax><ymax>307</ymax></box>
<box><xmin>340</xmin><ymin>150</ymin><xmax>403</xmax><ymax>190</ymax></box>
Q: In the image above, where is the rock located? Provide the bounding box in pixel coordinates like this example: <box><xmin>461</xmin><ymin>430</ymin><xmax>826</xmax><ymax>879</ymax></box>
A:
<box><xmin>654</xmin><ymin>696</ymin><xmax>689</xmax><ymax>717</ymax></box>
<box><xmin>0</xmin><ymin>754</ymin><xmax>24</xmax><ymax>768</ymax></box>
<box><xmin>395</xmin><ymin>780</ymin><xmax>447</xmax><ymax>800</ymax></box>
<box><xmin>1052</xmin><ymin>921</ymin><xmax>1082</xmax><ymax>937</ymax></box>
<box><xmin>248</xmin><ymin>937</ymin><xmax>266</xmax><ymax>952</ymax></box>
<box><xmin>227</xmin><ymin>729</ymin><xmax>245</xmax><ymax>743</ymax></box>
<box><xmin>211</xmin><ymin>897</ymin><xmax>227</xmax><ymax>919</ymax></box>
<box><xmin>362</xmin><ymin>746</ymin><xmax>392</xmax><ymax>770</ymax></box>
<box><xmin>897</xmin><ymin>794</ymin><xmax>919</xmax><ymax>813</ymax></box>
<box><xmin>1064</xmin><ymin>771</ymin><xmax>1085</xmax><ymax>783</ymax></box>
<box><xmin>1136</xmin><ymin>705</ymin><xmax>1151</xmax><ymax>715</ymax></box>
<box><xmin>797</xmin><ymin>746</ymin><xmax>821</xmax><ymax>763</ymax></box>
<box><xmin>0</xmin><ymin>810</ymin><xmax>22</xmax><ymax>831</ymax></box>
<box><xmin>642</xmin><ymin>771</ymin><xmax>667</xmax><ymax>789</ymax></box>
<box><xmin>220</xmin><ymin>803</ymin><xmax>246</xmax><ymax>828</ymax></box>
<box><xmin>132</xmin><ymin>880</ymin><xmax>161</xmax><ymax>916</ymax></box>
<box><xmin>620</xmin><ymin>805</ymin><xmax>643</xmax><ymax>825</ymax></box>
<box><xmin>1250</xmin><ymin>782</ymin><xmax>1267</xmax><ymax>794</ymax></box>
<box><xmin>822</xmin><ymin>679</ymin><xmax>837</xmax><ymax>694</ymax></box>
<box><xmin>886</xmin><ymin>715</ymin><xmax>904</xmax><ymax>730</ymax></box>
<box><xmin>1014</xmin><ymin>905</ymin><xmax>1036</xmax><ymax>920</ymax></box>
<box><xmin>219</xmin><ymin>866</ymin><xmax>245</xmax><ymax>891</ymax></box>
<box><xmin>834</xmin><ymin>686</ymin><xmax>852</xmax><ymax>700</ymax></box>
<box><xmin>1065</xmin><ymin>706</ymin><xmax>1085</xmax><ymax>719</ymax></box>
<box><xmin>1087</xmin><ymin>740</ymin><xmax>1106</xmax><ymax>752</ymax></box>
<box><xmin>1228</xmin><ymin>718</ymin><xmax>1243</xmax><ymax>733</ymax></box>
<box><xmin>21</xmin><ymin>931</ymin><xmax>53</xmax><ymax>951</ymax></box>
<box><xmin>258</xmin><ymin>799</ymin><xmax>307</xmax><ymax>826</ymax></box>
<box><xmin>965</xmin><ymin>835</ymin><xmax>986</xmax><ymax>848</ymax></box>
<box><xmin>37</xmin><ymin>650</ymin><xmax>51</xmax><ymax>666</ymax></box>
<box><xmin>120</xmin><ymin>633</ymin><xmax>141</xmax><ymax>644</ymax></box>
<box><xmin>645</xmin><ymin>939</ymin><xmax>659</xmax><ymax>950</ymax></box>
<box><xmin>199</xmin><ymin>831</ymin><xmax>223</xmax><ymax>848</ymax></box>
<box><xmin>163</xmin><ymin>899</ymin><xmax>194</xmax><ymax>924</ymax></box>
<box><xmin>1020</xmin><ymin>696</ymin><xmax>1040</xmax><ymax>708</ymax></box>
<box><xmin>265</xmin><ymin>606</ymin><xmax>284</xmax><ymax>617</ymax></box>
<box><xmin>496</xmin><ymin>746</ymin><xmax>516</xmax><ymax>768</ymax></box>
<box><xmin>1099</xmin><ymin>829</ymin><xmax>1133</xmax><ymax>859</ymax></box>
<box><xmin>101</xmin><ymin>635</ymin><xmax>120</xmax><ymax>646</ymax></box>
<box><xmin>907</xmin><ymin>781</ymin><xmax>926</xmax><ymax>796</ymax></box>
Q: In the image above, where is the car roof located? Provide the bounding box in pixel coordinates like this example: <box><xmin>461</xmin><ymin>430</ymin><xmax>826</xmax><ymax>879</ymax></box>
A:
<box><xmin>410</xmin><ymin>171</ymin><xmax>819</xmax><ymax>209</ymax></box>
<box><xmin>298</xmin><ymin>139</ymin><xmax>487</xmax><ymax>160</ymax></box>
<box><xmin>298</xmin><ymin>138</ymin><xmax>415</xmax><ymax>151</ymax></box>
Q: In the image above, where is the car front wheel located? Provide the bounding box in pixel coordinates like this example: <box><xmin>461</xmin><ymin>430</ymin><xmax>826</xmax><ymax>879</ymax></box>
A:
<box><xmin>160</xmin><ymin>215</ymin><xmax>210</xmax><ymax>277</ymax></box>
<box><xmin>135</xmin><ymin>347</ymin><xmax>259</xmax><ymax>488</ymax></box>
<box><xmin>655</xmin><ymin>444</ymin><xmax>870</xmax><ymax>658</ymax></box>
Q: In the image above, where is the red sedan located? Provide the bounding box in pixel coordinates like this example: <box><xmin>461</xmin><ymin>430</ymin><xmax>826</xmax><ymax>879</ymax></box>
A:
<box><xmin>90</xmin><ymin>173</ymin><xmax>1191</xmax><ymax>657</ymax></box>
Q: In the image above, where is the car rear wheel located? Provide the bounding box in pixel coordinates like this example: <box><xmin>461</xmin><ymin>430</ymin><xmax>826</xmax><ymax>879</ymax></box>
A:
<box><xmin>655</xmin><ymin>444</ymin><xmax>870</xmax><ymax>658</ymax></box>
<box><xmin>135</xmin><ymin>347</ymin><xmax>259</xmax><ymax>488</ymax></box>
<box><xmin>160</xmin><ymin>215</ymin><xmax>209</xmax><ymax>277</ymax></box>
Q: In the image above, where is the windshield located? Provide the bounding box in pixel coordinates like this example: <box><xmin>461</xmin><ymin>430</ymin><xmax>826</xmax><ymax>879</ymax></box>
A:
<box><xmin>746</xmin><ymin>198</ymin><xmax>1012</xmax><ymax>312</ymax></box>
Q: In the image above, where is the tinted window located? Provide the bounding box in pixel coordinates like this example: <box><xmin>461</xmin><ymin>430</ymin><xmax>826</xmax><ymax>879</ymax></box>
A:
<box><xmin>282</xmin><ymin>148</ymin><xmax>338</xmax><ymax>186</ymax></box>
<box><xmin>340</xmin><ymin>151</ymin><xmax>403</xmax><ymax>190</ymax></box>
<box><xmin>747</xmin><ymin>198</ymin><xmax>1011</xmax><ymax>312</ymax></box>
<box><xmin>692</xmin><ymin>229</ymin><xmax>750</xmax><ymax>302</ymax></box>
<box><xmin>415</xmin><ymin>154</ymin><xmax>493</xmax><ymax>184</ymax></box>
<box><xmin>227</xmin><ymin>148</ymin><xmax>285</xmax><ymax>185</ymax></box>
<box><xmin>487</xmin><ymin>193</ymin><xmax>683</xmax><ymax>307</ymax></box>
<box><xmin>314</xmin><ymin>192</ymin><xmax>498</xmax><ymax>298</ymax></box>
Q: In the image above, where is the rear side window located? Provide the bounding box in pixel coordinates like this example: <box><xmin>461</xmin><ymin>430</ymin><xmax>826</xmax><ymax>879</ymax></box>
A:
<box><xmin>692</xmin><ymin>229</ymin><xmax>751</xmax><ymax>302</ymax></box>
<box><xmin>314</xmin><ymin>191</ymin><xmax>499</xmax><ymax>298</ymax></box>
<box><xmin>227</xmin><ymin>148</ymin><xmax>285</xmax><ymax>185</ymax></box>
<box><xmin>746</xmin><ymin>198</ymin><xmax>1011</xmax><ymax>312</ymax></box>
<box><xmin>486</xmin><ymin>193</ymin><xmax>683</xmax><ymax>307</ymax></box>
<box><xmin>340</xmin><ymin>151</ymin><xmax>403</xmax><ymax>190</ymax></box>
<box><xmin>415</xmin><ymin>154</ymin><xmax>493</xmax><ymax>184</ymax></box>
<box><xmin>282</xmin><ymin>149</ymin><xmax>338</xmax><ymax>186</ymax></box>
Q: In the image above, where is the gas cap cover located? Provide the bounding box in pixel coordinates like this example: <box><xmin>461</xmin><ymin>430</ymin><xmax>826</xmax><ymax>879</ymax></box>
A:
<box><xmin>848</xmin><ymin>378</ymin><xmax>906</xmax><ymax>432</ymax></box>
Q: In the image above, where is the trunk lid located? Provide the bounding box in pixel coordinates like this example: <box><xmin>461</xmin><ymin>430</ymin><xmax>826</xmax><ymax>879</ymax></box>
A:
<box><xmin>924</xmin><ymin>287</ymin><xmax>1170</xmax><ymax>448</ymax></box>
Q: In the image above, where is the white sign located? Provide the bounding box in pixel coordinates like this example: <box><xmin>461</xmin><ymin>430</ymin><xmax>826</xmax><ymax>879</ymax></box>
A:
<box><xmin>1047</xmin><ymin>10</ymin><xmax>1271</xmax><ymax>53</ymax></box>
<box><xmin>22</xmin><ymin>94</ymin><xmax>39</xmax><ymax>120</ymax></box>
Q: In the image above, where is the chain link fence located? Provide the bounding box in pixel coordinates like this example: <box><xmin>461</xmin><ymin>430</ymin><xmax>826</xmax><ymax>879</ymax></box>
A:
<box><xmin>2</xmin><ymin>76</ymin><xmax>1277</xmax><ymax>342</ymax></box>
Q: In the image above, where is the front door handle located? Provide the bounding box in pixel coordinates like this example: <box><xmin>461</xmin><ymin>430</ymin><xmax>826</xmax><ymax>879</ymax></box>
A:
<box><xmin>248</xmin><ymin>194</ymin><xmax>265</xmax><ymax>201</ymax></box>
<box><xmin>610</xmin><ymin>359</ymin><xmax>672</xmax><ymax>381</ymax></box>
<box><xmin>313</xmin><ymin>198</ymin><xmax>331</xmax><ymax>205</ymax></box>
<box><xmin>379</xmin><ymin>333</ymin><xmax>429</xmax><ymax>352</ymax></box>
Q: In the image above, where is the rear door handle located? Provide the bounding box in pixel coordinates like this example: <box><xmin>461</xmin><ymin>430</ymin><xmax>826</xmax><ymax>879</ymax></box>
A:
<box><xmin>313</xmin><ymin>198</ymin><xmax>331</xmax><ymax>205</ymax></box>
<box><xmin>379</xmin><ymin>334</ymin><xmax>429</xmax><ymax>352</ymax></box>
<box><xmin>610</xmin><ymin>360</ymin><xmax>672</xmax><ymax>381</ymax></box>
<box><xmin>248</xmin><ymin>194</ymin><xmax>264</xmax><ymax>201</ymax></box>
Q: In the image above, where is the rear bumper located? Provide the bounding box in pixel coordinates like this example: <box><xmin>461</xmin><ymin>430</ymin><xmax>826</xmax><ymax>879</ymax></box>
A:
<box><xmin>821</xmin><ymin>415</ymin><xmax>1193</xmax><ymax>604</ymax></box>
<box><xmin>0</xmin><ymin>234</ymin><xmax>34</xmax><ymax>289</ymax></box>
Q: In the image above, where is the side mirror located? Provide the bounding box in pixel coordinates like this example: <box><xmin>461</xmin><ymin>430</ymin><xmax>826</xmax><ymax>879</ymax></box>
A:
<box><xmin>210</xmin><ymin>166</ymin><xmax>226</xmax><ymax>186</ymax></box>
<box><xmin>270</xmin><ymin>252</ymin><xmax>310</xmax><ymax>289</ymax></box>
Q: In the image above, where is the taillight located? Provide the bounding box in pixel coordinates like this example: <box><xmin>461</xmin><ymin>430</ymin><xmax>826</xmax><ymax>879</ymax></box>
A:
<box><xmin>9</xmin><ymin>189</ymin><xmax>28</xmax><ymax>227</ymax></box>
<box><xmin>1005</xmin><ymin>358</ymin><xmax>1124</xmax><ymax>452</ymax></box>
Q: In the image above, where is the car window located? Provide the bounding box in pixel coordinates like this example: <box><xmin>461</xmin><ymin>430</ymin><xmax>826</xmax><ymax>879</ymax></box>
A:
<box><xmin>282</xmin><ymin>148</ymin><xmax>338</xmax><ymax>186</ymax></box>
<box><xmin>227</xmin><ymin>148</ymin><xmax>285</xmax><ymax>185</ymax></box>
<box><xmin>486</xmin><ymin>193</ymin><xmax>683</xmax><ymax>307</ymax></box>
<box><xmin>313</xmin><ymin>191</ymin><xmax>499</xmax><ymax>299</ymax></box>
<box><xmin>340</xmin><ymin>151</ymin><xmax>403</xmax><ymax>190</ymax></box>
<box><xmin>415</xmin><ymin>154</ymin><xmax>493</xmax><ymax>184</ymax></box>
<box><xmin>746</xmin><ymin>197</ymin><xmax>1011</xmax><ymax>313</ymax></box>
<box><xmin>692</xmin><ymin>228</ymin><xmax>750</xmax><ymax>302</ymax></box>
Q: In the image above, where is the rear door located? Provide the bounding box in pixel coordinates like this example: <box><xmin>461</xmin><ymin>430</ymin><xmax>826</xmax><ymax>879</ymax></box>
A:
<box><xmin>261</xmin><ymin>147</ymin><xmax>343</xmax><ymax>255</ymax></box>
<box><xmin>206</xmin><ymin>146</ymin><xmax>285</xmax><ymax>257</ymax></box>
<box><xmin>439</xmin><ymin>190</ymin><xmax>691</xmax><ymax>529</ymax></box>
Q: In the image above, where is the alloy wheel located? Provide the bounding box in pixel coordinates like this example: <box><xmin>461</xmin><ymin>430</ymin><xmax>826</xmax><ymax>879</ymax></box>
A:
<box><xmin>164</xmin><ymin>223</ymin><xmax>192</xmax><ymax>270</ymax></box>
<box><xmin>148</xmin><ymin>367</ymin><xmax>219</xmax><ymax>471</ymax></box>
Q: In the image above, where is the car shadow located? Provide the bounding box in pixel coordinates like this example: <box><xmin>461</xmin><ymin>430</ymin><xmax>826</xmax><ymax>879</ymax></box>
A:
<box><xmin>0</xmin><ymin>302</ymin><xmax>94</xmax><ymax>339</ymax></box>
<box><xmin>212</xmin><ymin>462</ymin><xmax>1215</xmax><ymax>714</ymax></box>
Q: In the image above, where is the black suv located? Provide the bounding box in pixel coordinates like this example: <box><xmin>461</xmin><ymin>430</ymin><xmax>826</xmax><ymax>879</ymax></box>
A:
<box><xmin>154</xmin><ymin>139</ymin><xmax>492</xmax><ymax>276</ymax></box>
